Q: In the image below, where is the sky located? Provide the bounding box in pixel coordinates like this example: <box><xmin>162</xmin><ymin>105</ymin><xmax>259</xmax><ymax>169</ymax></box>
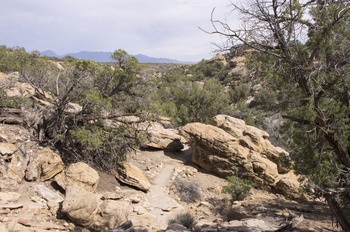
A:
<box><xmin>1</xmin><ymin>0</ymin><xmax>238</xmax><ymax>62</ymax></box>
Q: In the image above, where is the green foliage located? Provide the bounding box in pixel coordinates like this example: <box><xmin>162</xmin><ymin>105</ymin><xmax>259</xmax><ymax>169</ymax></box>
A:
<box><xmin>0</xmin><ymin>47</ymin><xmax>146</xmax><ymax>172</ymax></box>
<box><xmin>250</xmin><ymin>86</ymin><xmax>278</xmax><ymax>111</ymax></box>
<box><xmin>222</xmin><ymin>176</ymin><xmax>255</xmax><ymax>202</ymax></box>
<box><xmin>66</xmin><ymin>124</ymin><xmax>141</xmax><ymax>171</ymax></box>
<box><xmin>229</xmin><ymin>1</ymin><xmax>350</xmax><ymax>193</ymax></box>
<box><xmin>0</xmin><ymin>88</ymin><xmax>31</xmax><ymax>108</ymax></box>
<box><xmin>188</xmin><ymin>59</ymin><xmax>227</xmax><ymax>81</ymax></box>
<box><xmin>229</xmin><ymin>83</ymin><xmax>250</xmax><ymax>103</ymax></box>
<box><xmin>168</xmin><ymin>213</ymin><xmax>195</xmax><ymax>229</ymax></box>
<box><xmin>152</xmin><ymin>76</ymin><xmax>231</xmax><ymax>126</ymax></box>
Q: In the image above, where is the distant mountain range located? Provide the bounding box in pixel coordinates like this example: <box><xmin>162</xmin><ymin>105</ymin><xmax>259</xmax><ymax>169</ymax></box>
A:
<box><xmin>40</xmin><ymin>50</ymin><xmax>189</xmax><ymax>64</ymax></box>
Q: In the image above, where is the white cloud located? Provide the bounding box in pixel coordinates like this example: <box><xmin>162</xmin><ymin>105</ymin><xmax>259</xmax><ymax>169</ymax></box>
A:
<box><xmin>0</xmin><ymin>0</ymin><xmax>235</xmax><ymax>61</ymax></box>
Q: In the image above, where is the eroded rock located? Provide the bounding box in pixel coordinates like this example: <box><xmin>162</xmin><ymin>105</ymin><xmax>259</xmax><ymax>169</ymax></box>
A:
<box><xmin>181</xmin><ymin>115</ymin><xmax>300</xmax><ymax>198</ymax></box>
<box><xmin>55</xmin><ymin>162</ymin><xmax>100</xmax><ymax>192</ymax></box>
<box><xmin>26</xmin><ymin>147</ymin><xmax>64</xmax><ymax>181</ymax></box>
<box><xmin>62</xmin><ymin>185</ymin><xmax>100</xmax><ymax>227</ymax></box>
<box><xmin>115</xmin><ymin>162</ymin><xmax>150</xmax><ymax>192</ymax></box>
<box><xmin>144</xmin><ymin>122</ymin><xmax>185</xmax><ymax>151</ymax></box>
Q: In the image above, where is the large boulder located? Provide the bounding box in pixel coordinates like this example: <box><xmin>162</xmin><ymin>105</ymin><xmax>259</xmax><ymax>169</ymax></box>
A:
<box><xmin>54</xmin><ymin>162</ymin><xmax>100</xmax><ymax>192</ymax></box>
<box><xmin>115</xmin><ymin>162</ymin><xmax>151</xmax><ymax>192</ymax></box>
<box><xmin>25</xmin><ymin>147</ymin><xmax>64</xmax><ymax>181</ymax></box>
<box><xmin>62</xmin><ymin>185</ymin><xmax>100</xmax><ymax>227</ymax></box>
<box><xmin>144</xmin><ymin>121</ymin><xmax>185</xmax><ymax>151</ymax></box>
<box><xmin>212</xmin><ymin>115</ymin><xmax>293</xmax><ymax>173</ymax></box>
<box><xmin>181</xmin><ymin>115</ymin><xmax>300</xmax><ymax>198</ymax></box>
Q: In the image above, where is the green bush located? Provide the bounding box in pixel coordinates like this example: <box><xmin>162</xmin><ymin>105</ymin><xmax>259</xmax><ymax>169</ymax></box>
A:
<box><xmin>222</xmin><ymin>176</ymin><xmax>255</xmax><ymax>201</ymax></box>
<box><xmin>168</xmin><ymin>213</ymin><xmax>195</xmax><ymax>229</ymax></box>
<box><xmin>0</xmin><ymin>88</ymin><xmax>31</xmax><ymax>109</ymax></box>
<box><xmin>229</xmin><ymin>83</ymin><xmax>250</xmax><ymax>103</ymax></box>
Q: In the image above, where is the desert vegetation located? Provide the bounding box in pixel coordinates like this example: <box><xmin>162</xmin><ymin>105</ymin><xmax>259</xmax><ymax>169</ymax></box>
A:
<box><xmin>1</xmin><ymin>0</ymin><xmax>350</xmax><ymax>230</ymax></box>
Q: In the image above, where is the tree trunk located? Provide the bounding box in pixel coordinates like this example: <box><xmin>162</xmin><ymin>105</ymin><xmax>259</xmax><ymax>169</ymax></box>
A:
<box><xmin>324</xmin><ymin>193</ymin><xmax>350</xmax><ymax>231</ymax></box>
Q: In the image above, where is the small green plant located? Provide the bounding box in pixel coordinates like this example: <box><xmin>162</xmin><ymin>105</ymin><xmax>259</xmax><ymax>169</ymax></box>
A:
<box><xmin>222</xmin><ymin>176</ymin><xmax>255</xmax><ymax>202</ymax></box>
<box><xmin>173</xmin><ymin>178</ymin><xmax>201</xmax><ymax>203</ymax></box>
<box><xmin>169</xmin><ymin>212</ymin><xmax>195</xmax><ymax>230</ymax></box>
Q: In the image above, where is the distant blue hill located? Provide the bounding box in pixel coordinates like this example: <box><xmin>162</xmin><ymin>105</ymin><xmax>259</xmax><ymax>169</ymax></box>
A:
<box><xmin>40</xmin><ymin>50</ymin><xmax>189</xmax><ymax>64</ymax></box>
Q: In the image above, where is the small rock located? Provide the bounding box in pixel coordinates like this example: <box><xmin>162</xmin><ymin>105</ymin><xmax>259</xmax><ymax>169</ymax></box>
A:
<box><xmin>213</xmin><ymin>218</ymin><xmax>223</xmax><ymax>224</ymax></box>
<box><xmin>199</xmin><ymin>201</ymin><xmax>212</xmax><ymax>207</ymax></box>
<box><xmin>101</xmin><ymin>192</ymin><xmax>124</xmax><ymax>200</ymax></box>
<box><xmin>131</xmin><ymin>195</ymin><xmax>143</xmax><ymax>203</ymax></box>
<box><xmin>133</xmin><ymin>206</ymin><xmax>148</xmax><ymax>215</ymax></box>
<box><xmin>161</xmin><ymin>206</ymin><xmax>177</xmax><ymax>212</ymax></box>
<box><xmin>0</xmin><ymin>142</ymin><xmax>17</xmax><ymax>156</ymax></box>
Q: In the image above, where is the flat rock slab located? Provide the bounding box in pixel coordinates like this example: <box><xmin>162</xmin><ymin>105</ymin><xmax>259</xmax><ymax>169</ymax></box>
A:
<box><xmin>17</xmin><ymin>218</ymin><xmax>66</xmax><ymax>230</ymax></box>
<box><xmin>0</xmin><ymin>203</ymin><xmax>23</xmax><ymax>209</ymax></box>
<box><xmin>33</xmin><ymin>184</ymin><xmax>64</xmax><ymax>203</ymax></box>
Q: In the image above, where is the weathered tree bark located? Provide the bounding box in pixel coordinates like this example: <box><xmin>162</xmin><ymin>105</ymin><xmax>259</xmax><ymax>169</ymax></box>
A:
<box><xmin>274</xmin><ymin>215</ymin><xmax>304</xmax><ymax>232</ymax></box>
<box><xmin>324</xmin><ymin>193</ymin><xmax>350</xmax><ymax>231</ymax></box>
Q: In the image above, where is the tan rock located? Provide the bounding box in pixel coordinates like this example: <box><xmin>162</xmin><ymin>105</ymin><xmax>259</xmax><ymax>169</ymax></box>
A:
<box><xmin>115</xmin><ymin>162</ymin><xmax>151</xmax><ymax>192</ymax></box>
<box><xmin>55</xmin><ymin>162</ymin><xmax>100</xmax><ymax>192</ymax></box>
<box><xmin>33</xmin><ymin>184</ymin><xmax>64</xmax><ymax>203</ymax></box>
<box><xmin>212</xmin><ymin>115</ymin><xmax>293</xmax><ymax>173</ymax></box>
<box><xmin>0</xmin><ymin>124</ymin><xmax>30</xmax><ymax>143</ymax></box>
<box><xmin>144</xmin><ymin>121</ymin><xmax>185</xmax><ymax>151</ymax></box>
<box><xmin>62</xmin><ymin>185</ymin><xmax>100</xmax><ymax>227</ymax></box>
<box><xmin>0</xmin><ymin>177</ymin><xmax>19</xmax><ymax>191</ymax></box>
<box><xmin>0</xmin><ymin>142</ymin><xmax>17</xmax><ymax>157</ymax></box>
<box><xmin>6</xmin><ymin>152</ymin><xmax>28</xmax><ymax>182</ymax></box>
<box><xmin>65</xmin><ymin>102</ymin><xmax>82</xmax><ymax>114</ymax></box>
<box><xmin>5</xmin><ymin>82</ymin><xmax>35</xmax><ymax>98</ymax></box>
<box><xmin>275</xmin><ymin>171</ymin><xmax>301</xmax><ymax>199</ymax></box>
<box><xmin>26</xmin><ymin>147</ymin><xmax>64</xmax><ymax>181</ymax></box>
<box><xmin>0</xmin><ymin>192</ymin><xmax>21</xmax><ymax>204</ymax></box>
<box><xmin>209</xmin><ymin>54</ymin><xmax>228</xmax><ymax>66</ymax></box>
<box><xmin>181</xmin><ymin>116</ymin><xmax>300</xmax><ymax>198</ymax></box>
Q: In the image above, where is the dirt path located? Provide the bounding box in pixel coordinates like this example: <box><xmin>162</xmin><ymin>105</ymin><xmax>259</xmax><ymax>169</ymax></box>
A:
<box><xmin>143</xmin><ymin>163</ymin><xmax>184</xmax><ymax>228</ymax></box>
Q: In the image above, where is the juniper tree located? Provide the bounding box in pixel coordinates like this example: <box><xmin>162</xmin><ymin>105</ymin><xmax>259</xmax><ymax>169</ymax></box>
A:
<box><xmin>208</xmin><ymin>0</ymin><xmax>350</xmax><ymax>229</ymax></box>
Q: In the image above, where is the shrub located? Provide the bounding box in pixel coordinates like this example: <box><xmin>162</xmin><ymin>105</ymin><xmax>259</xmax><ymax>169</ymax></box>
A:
<box><xmin>0</xmin><ymin>88</ymin><xmax>31</xmax><ymax>109</ymax></box>
<box><xmin>169</xmin><ymin>213</ymin><xmax>195</xmax><ymax>229</ymax></box>
<box><xmin>222</xmin><ymin>176</ymin><xmax>255</xmax><ymax>202</ymax></box>
<box><xmin>173</xmin><ymin>178</ymin><xmax>201</xmax><ymax>203</ymax></box>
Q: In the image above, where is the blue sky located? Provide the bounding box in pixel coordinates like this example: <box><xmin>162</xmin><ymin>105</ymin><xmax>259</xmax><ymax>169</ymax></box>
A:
<box><xmin>1</xmin><ymin>0</ymin><xmax>237</xmax><ymax>62</ymax></box>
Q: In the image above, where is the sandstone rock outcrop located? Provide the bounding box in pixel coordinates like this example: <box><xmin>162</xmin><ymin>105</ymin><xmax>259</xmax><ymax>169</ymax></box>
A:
<box><xmin>55</xmin><ymin>162</ymin><xmax>100</xmax><ymax>192</ymax></box>
<box><xmin>212</xmin><ymin>115</ymin><xmax>293</xmax><ymax>173</ymax></box>
<box><xmin>115</xmin><ymin>162</ymin><xmax>151</xmax><ymax>192</ymax></box>
<box><xmin>181</xmin><ymin>115</ymin><xmax>300</xmax><ymax>198</ymax></box>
